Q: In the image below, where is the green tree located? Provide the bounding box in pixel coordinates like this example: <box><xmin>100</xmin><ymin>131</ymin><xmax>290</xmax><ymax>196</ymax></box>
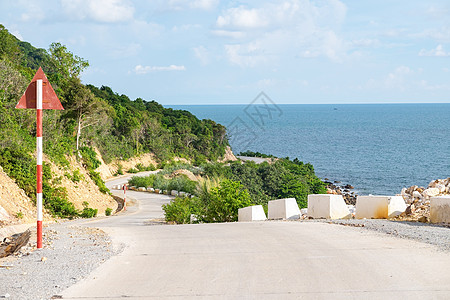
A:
<box><xmin>63</xmin><ymin>78</ymin><xmax>111</xmax><ymax>154</ymax></box>
<box><xmin>48</xmin><ymin>42</ymin><xmax>88</xmax><ymax>86</ymax></box>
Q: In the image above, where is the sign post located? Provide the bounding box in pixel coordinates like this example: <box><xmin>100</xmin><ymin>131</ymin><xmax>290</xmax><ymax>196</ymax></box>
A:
<box><xmin>16</xmin><ymin>67</ymin><xmax>64</xmax><ymax>249</ymax></box>
<box><xmin>123</xmin><ymin>184</ymin><xmax>127</xmax><ymax>211</ymax></box>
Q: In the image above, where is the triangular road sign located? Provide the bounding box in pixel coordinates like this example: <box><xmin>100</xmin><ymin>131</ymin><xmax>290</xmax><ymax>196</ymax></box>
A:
<box><xmin>16</xmin><ymin>67</ymin><xmax>64</xmax><ymax>110</ymax></box>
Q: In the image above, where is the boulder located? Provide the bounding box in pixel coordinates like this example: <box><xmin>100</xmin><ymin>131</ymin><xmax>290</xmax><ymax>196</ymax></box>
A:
<box><xmin>238</xmin><ymin>205</ymin><xmax>267</xmax><ymax>222</ymax></box>
<box><xmin>423</xmin><ymin>188</ymin><xmax>440</xmax><ymax>199</ymax></box>
<box><xmin>268</xmin><ymin>198</ymin><xmax>301</xmax><ymax>220</ymax></box>
<box><xmin>307</xmin><ymin>194</ymin><xmax>351</xmax><ymax>219</ymax></box>
<box><xmin>138</xmin><ymin>187</ymin><xmax>146</xmax><ymax>192</ymax></box>
<box><xmin>171</xmin><ymin>190</ymin><xmax>179</xmax><ymax>196</ymax></box>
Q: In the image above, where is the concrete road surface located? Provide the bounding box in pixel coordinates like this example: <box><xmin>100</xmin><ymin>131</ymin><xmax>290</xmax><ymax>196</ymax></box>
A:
<box><xmin>62</xmin><ymin>176</ymin><xmax>450</xmax><ymax>299</ymax></box>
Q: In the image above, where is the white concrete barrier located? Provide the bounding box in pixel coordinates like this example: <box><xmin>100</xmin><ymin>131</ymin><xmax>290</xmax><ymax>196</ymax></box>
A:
<box><xmin>430</xmin><ymin>196</ymin><xmax>450</xmax><ymax>224</ymax></box>
<box><xmin>268</xmin><ymin>198</ymin><xmax>301</xmax><ymax>220</ymax></box>
<box><xmin>356</xmin><ymin>196</ymin><xmax>406</xmax><ymax>219</ymax></box>
<box><xmin>307</xmin><ymin>194</ymin><xmax>351</xmax><ymax>219</ymax></box>
<box><xmin>238</xmin><ymin>205</ymin><xmax>267</xmax><ymax>222</ymax></box>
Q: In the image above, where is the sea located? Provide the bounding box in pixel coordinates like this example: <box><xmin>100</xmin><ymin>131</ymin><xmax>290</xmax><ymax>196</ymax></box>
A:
<box><xmin>169</xmin><ymin>103</ymin><xmax>450</xmax><ymax>196</ymax></box>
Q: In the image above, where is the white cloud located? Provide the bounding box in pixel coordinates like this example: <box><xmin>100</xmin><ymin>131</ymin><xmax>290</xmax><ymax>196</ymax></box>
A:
<box><xmin>215</xmin><ymin>0</ymin><xmax>348</xmax><ymax>66</ymax></box>
<box><xmin>383</xmin><ymin>66</ymin><xmax>414</xmax><ymax>90</ymax></box>
<box><xmin>217</xmin><ymin>6</ymin><xmax>269</xmax><ymax>29</ymax></box>
<box><xmin>193</xmin><ymin>46</ymin><xmax>210</xmax><ymax>65</ymax></box>
<box><xmin>211</xmin><ymin>30</ymin><xmax>246</xmax><ymax>39</ymax></box>
<box><xmin>419</xmin><ymin>45</ymin><xmax>450</xmax><ymax>57</ymax></box>
<box><xmin>225</xmin><ymin>43</ymin><xmax>269</xmax><ymax>67</ymax></box>
<box><xmin>61</xmin><ymin>0</ymin><xmax>134</xmax><ymax>23</ymax></box>
<box><xmin>133</xmin><ymin>65</ymin><xmax>186</xmax><ymax>74</ymax></box>
<box><xmin>167</xmin><ymin>0</ymin><xmax>218</xmax><ymax>11</ymax></box>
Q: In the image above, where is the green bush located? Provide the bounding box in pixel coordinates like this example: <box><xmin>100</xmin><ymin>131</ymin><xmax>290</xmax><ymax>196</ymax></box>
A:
<box><xmin>105</xmin><ymin>207</ymin><xmax>112</xmax><ymax>216</ymax></box>
<box><xmin>128</xmin><ymin>175</ymin><xmax>155</xmax><ymax>188</ymax></box>
<box><xmin>80</xmin><ymin>201</ymin><xmax>98</xmax><ymax>218</ymax></box>
<box><xmin>127</xmin><ymin>168</ymin><xmax>138</xmax><ymax>173</ymax></box>
<box><xmin>162</xmin><ymin>196</ymin><xmax>198</xmax><ymax>224</ymax></box>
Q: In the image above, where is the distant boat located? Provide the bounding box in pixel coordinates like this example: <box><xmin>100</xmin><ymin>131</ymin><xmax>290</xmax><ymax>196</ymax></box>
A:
<box><xmin>333</xmin><ymin>108</ymin><xmax>338</xmax><ymax>110</ymax></box>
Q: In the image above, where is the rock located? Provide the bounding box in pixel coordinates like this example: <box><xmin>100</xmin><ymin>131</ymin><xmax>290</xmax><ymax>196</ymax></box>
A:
<box><xmin>412</xmin><ymin>191</ymin><xmax>423</xmax><ymax>199</ymax></box>
<box><xmin>418</xmin><ymin>216</ymin><xmax>428</xmax><ymax>223</ymax></box>
<box><xmin>404</xmin><ymin>204</ymin><xmax>415</xmax><ymax>215</ymax></box>
<box><xmin>41</xmin><ymin>256</ymin><xmax>47</xmax><ymax>262</ymax></box>
<box><xmin>423</xmin><ymin>188</ymin><xmax>440</xmax><ymax>198</ymax></box>
<box><xmin>436</xmin><ymin>184</ymin><xmax>446</xmax><ymax>193</ymax></box>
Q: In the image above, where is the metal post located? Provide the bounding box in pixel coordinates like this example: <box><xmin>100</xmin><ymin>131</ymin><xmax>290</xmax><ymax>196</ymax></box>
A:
<box><xmin>123</xmin><ymin>185</ymin><xmax>127</xmax><ymax>211</ymax></box>
<box><xmin>36</xmin><ymin>79</ymin><xmax>43</xmax><ymax>249</ymax></box>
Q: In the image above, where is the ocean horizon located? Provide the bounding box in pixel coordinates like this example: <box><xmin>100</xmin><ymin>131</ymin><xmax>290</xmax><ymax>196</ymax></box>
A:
<box><xmin>168</xmin><ymin>103</ymin><xmax>450</xmax><ymax>196</ymax></box>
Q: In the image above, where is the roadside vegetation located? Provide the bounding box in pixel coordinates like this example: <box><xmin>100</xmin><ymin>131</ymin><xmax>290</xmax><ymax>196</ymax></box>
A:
<box><xmin>0</xmin><ymin>24</ymin><xmax>326</xmax><ymax>221</ymax></box>
<box><xmin>0</xmin><ymin>25</ymin><xmax>227</xmax><ymax>218</ymax></box>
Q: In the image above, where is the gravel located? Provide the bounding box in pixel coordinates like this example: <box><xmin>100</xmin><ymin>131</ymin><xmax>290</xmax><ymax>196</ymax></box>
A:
<box><xmin>317</xmin><ymin>219</ymin><xmax>450</xmax><ymax>251</ymax></box>
<box><xmin>0</xmin><ymin>223</ymin><xmax>123</xmax><ymax>300</ymax></box>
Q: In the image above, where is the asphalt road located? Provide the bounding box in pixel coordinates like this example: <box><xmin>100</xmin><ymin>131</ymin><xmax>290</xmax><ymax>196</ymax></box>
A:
<box><xmin>61</xmin><ymin>176</ymin><xmax>450</xmax><ymax>300</ymax></box>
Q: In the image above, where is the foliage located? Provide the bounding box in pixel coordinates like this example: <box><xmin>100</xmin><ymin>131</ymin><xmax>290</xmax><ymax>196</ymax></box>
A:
<box><xmin>80</xmin><ymin>201</ymin><xmax>98</xmax><ymax>218</ymax></box>
<box><xmin>201</xmin><ymin>179</ymin><xmax>252</xmax><ymax>223</ymax></box>
<box><xmin>16</xmin><ymin>211</ymin><xmax>23</xmax><ymax>219</ymax></box>
<box><xmin>105</xmin><ymin>207</ymin><xmax>113</xmax><ymax>216</ymax></box>
<box><xmin>202</xmin><ymin>158</ymin><xmax>326</xmax><ymax>208</ymax></box>
<box><xmin>162</xmin><ymin>196</ymin><xmax>199</xmax><ymax>224</ymax></box>
<box><xmin>128</xmin><ymin>174</ymin><xmax>197</xmax><ymax>194</ymax></box>
<box><xmin>80</xmin><ymin>146</ymin><xmax>109</xmax><ymax>194</ymax></box>
<box><xmin>238</xmin><ymin>151</ymin><xmax>276</xmax><ymax>158</ymax></box>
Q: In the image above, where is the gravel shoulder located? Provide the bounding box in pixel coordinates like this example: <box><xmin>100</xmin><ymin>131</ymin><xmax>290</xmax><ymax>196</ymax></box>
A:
<box><xmin>0</xmin><ymin>222</ymin><xmax>124</xmax><ymax>300</ymax></box>
<box><xmin>312</xmin><ymin>219</ymin><xmax>450</xmax><ymax>251</ymax></box>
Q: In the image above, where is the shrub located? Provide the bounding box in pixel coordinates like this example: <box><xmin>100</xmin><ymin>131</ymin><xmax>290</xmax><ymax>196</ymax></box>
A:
<box><xmin>80</xmin><ymin>201</ymin><xmax>98</xmax><ymax>218</ymax></box>
<box><xmin>127</xmin><ymin>168</ymin><xmax>138</xmax><ymax>173</ymax></box>
<box><xmin>203</xmin><ymin>179</ymin><xmax>251</xmax><ymax>223</ymax></box>
<box><xmin>128</xmin><ymin>175</ymin><xmax>155</xmax><ymax>188</ymax></box>
<box><xmin>162</xmin><ymin>196</ymin><xmax>196</xmax><ymax>224</ymax></box>
<box><xmin>105</xmin><ymin>207</ymin><xmax>112</xmax><ymax>216</ymax></box>
<box><xmin>116</xmin><ymin>163</ymin><xmax>124</xmax><ymax>175</ymax></box>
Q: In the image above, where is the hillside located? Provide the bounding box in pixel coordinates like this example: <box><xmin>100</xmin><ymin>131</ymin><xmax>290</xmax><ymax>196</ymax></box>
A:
<box><xmin>0</xmin><ymin>24</ymin><xmax>326</xmax><ymax>226</ymax></box>
<box><xmin>0</xmin><ymin>24</ymin><xmax>230</xmax><ymax>224</ymax></box>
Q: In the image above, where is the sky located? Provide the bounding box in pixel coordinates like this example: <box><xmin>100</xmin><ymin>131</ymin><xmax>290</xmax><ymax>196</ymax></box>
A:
<box><xmin>1</xmin><ymin>0</ymin><xmax>450</xmax><ymax>105</ymax></box>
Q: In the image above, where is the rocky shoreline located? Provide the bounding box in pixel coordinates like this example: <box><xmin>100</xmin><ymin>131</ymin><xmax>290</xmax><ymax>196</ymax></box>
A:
<box><xmin>323</xmin><ymin>178</ymin><xmax>358</xmax><ymax>205</ymax></box>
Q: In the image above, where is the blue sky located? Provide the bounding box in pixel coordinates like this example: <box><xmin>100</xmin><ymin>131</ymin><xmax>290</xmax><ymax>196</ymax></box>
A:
<box><xmin>1</xmin><ymin>0</ymin><xmax>449</xmax><ymax>104</ymax></box>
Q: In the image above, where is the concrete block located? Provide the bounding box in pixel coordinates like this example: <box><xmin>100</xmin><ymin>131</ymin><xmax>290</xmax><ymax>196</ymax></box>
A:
<box><xmin>154</xmin><ymin>189</ymin><xmax>161</xmax><ymax>194</ymax></box>
<box><xmin>238</xmin><ymin>205</ymin><xmax>267</xmax><ymax>222</ymax></box>
<box><xmin>171</xmin><ymin>190</ymin><xmax>179</xmax><ymax>196</ymax></box>
<box><xmin>147</xmin><ymin>187</ymin><xmax>155</xmax><ymax>193</ymax></box>
<box><xmin>179</xmin><ymin>191</ymin><xmax>186</xmax><ymax>197</ymax></box>
<box><xmin>430</xmin><ymin>196</ymin><xmax>450</xmax><ymax>224</ymax></box>
<box><xmin>307</xmin><ymin>194</ymin><xmax>351</xmax><ymax>219</ymax></box>
<box><xmin>268</xmin><ymin>198</ymin><xmax>301</xmax><ymax>220</ymax></box>
<box><xmin>138</xmin><ymin>187</ymin><xmax>146</xmax><ymax>192</ymax></box>
<box><xmin>356</xmin><ymin>196</ymin><xmax>406</xmax><ymax>219</ymax></box>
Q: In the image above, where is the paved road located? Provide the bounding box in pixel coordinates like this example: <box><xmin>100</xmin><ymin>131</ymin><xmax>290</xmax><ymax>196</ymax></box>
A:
<box><xmin>62</xmin><ymin>176</ymin><xmax>450</xmax><ymax>299</ymax></box>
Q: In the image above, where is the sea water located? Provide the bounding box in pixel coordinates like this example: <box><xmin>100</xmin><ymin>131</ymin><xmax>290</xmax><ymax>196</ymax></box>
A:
<box><xmin>169</xmin><ymin>103</ymin><xmax>450</xmax><ymax>195</ymax></box>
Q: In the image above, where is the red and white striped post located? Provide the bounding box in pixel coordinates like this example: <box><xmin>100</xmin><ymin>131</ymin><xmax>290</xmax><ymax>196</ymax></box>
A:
<box><xmin>15</xmin><ymin>67</ymin><xmax>64</xmax><ymax>250</ymax></box>
<box><xmin>123</xmin><ymin>184</ymin><xmax>127</xmax><ymax>211</ymax></box>
<box><xmin>36</xmin><ymin>79</ymin><xmax>43</xmax><ymax>249</ymax></box>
